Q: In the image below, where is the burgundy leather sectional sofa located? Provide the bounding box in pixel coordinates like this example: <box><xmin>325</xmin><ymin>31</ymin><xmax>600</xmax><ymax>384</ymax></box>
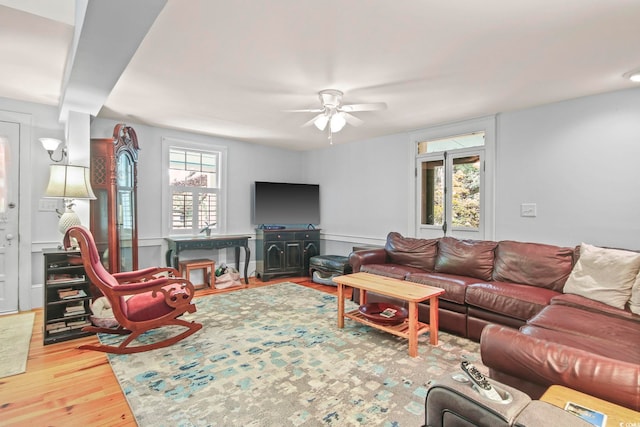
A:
<box><xmin>348</xmin><ymin>232</ymin><xmax>640</xmax><ymax>410</ymax></box>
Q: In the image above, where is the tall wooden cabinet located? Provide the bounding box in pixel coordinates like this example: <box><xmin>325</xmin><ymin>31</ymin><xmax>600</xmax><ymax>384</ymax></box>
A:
<box><xmin>90</xmin><ymin>124</ymin><xmax>140</xmax><ymax>273</ymax></box>
<box><xmin>255</xmin><ymin>229</ymin><xmax>320</xmax><ymax>281</ymax></box>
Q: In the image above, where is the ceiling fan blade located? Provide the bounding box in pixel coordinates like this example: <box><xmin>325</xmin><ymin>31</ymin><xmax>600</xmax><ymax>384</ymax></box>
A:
<box><xmin>302</xmin><ymin>113</ymin><xmax>325</xmax><ymax>129</ymax></box>
<box><xmin>340</xmin><ymin>102</ymin><xmax>387</xmax><ymax>112</ymax></box>
<box><xmin>286</xmin><ymin>108</ymin><xmax>324</xmax><ymax>113</ymax></box>
<box><xmin>343</xmin><ymin>112</ymin><xmax>364</xmax><ymax>127</ymax></box>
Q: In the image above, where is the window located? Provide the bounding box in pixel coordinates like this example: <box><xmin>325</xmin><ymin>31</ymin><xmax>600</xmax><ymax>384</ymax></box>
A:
<box><xmin>419</xmin><ymin>146</ymin><xmax>483</xmax><ymax>235</ymax></box>
<box><xmin>411</xmin><ymin>115</ymin><xmax>495</xmax><ymax>241</ymax></box>
<box><xmin>167</xmin><ymin>146</ymin><xmax>223</xmax><ymax>234</ymax></box>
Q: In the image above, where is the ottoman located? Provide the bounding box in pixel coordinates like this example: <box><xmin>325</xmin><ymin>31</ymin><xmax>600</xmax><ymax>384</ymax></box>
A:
<box><xmin>309</xmin><ymin>255</ymin><xmax>352</xmax><ymax>286</ymax></box>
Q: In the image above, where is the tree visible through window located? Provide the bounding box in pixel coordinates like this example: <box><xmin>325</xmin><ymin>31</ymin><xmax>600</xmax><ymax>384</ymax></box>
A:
<box><xmin>451</xmin><ymin>155</ymin><xmax>480</xmax><ymax>228</ymax></box>
<box><xmin>169</xmin><ymin>148</ymin><xmax>220</xmax><ymax>233</ymax></box>
<box><xmin>418</xmin><ymin>133</ymin><xmax>483</xmax><ymax>233</ymax></box>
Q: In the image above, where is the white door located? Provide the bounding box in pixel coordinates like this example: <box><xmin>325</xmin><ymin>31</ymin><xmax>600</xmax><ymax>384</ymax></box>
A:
<box><xmin>416</xmin><ymin>148</ymin><xmax>485</xmax><ymax>240</ymax></box>
<box><xmin>0</xmin><ymin>120</ymin><xmax>20</xmax><ymax>314</ymax></box>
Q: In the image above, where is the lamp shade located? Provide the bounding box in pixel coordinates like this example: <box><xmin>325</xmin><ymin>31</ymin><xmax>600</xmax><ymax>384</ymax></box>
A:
<box><xmin>39</xmin><ymin>138</ymin><xmax>62</xmax><ymax>152</ymax></box>
<box><xmin>313</xmin><ymin>114</ymin><xmax>329</xmax><ymax>131</ymax></box>
<box><xmin>330</xmin><ymin>113</ymin><xmax>347</xmax><ymax>132</ymax></box>
<box><xmin>44</xmin><ymin>165</ymin><xmax>96</xmax><ymax>199</ymax></box>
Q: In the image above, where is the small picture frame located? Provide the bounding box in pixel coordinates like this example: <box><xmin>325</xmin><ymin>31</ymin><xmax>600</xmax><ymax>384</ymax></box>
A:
<box><xmin>564</xmin><ymin>401</ymin><xmax>607</xmax><ymax>427</ymax></box>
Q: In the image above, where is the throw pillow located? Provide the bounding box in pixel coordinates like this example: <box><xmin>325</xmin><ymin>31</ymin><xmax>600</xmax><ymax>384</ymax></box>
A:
<box><xmin>563</xmin><ymin>243</ymin><xmax>640</xmax><ymax>309</ymax></box>
<box><xmin>630</xmin><ymin>273</ymin><xmax>640</xmax><ymax>315</ymax></box>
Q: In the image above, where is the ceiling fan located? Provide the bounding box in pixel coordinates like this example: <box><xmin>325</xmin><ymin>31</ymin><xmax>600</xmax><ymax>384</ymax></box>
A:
<box><xmin>291</xmin><ymin>89</ymin><xmax>387</xmax><ymax>143</ymax></box>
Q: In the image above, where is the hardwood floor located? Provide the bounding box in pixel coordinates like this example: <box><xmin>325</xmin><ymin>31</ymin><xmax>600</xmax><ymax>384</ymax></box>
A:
<box><xmin>0</xmin><ymin>277</ymin><xmax>349</xmax><ymax>426</ymax></box>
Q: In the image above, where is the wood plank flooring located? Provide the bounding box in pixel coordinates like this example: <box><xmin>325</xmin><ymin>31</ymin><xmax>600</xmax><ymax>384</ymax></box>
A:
<box><xmin>0</xmin><ymin>277</ymin><xmax>348</xmax><ymax>427</ymax></box>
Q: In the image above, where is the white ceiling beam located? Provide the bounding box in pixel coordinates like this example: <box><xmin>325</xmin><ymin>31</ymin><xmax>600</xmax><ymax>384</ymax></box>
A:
<box><xmin>58</xmin><ymin>0</ymin><xmax>167</xmax><ymax>123</ymax></box>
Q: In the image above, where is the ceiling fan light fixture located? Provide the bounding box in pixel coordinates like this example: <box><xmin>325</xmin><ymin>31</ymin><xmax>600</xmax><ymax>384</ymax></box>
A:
<box><xmin>313</xmin><ymin>114</ymin><xmax>329</xmax><ymax>131</ymax></box>
<box><xmin>330</xmin><ymin>113</ymin><xmax>347</xmax><ymax>133</ymax></box>
<box><xmin>624</xmin><ymin>69</ymin><xmax>640</xmax><ymax>82</ymax></box>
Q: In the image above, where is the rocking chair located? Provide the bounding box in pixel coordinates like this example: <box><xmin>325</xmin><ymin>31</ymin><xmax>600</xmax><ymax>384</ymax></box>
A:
<box><xmin>64</xmin><ymin>226</ymin><xmax>202</xmax><ymax>354</ymax></box>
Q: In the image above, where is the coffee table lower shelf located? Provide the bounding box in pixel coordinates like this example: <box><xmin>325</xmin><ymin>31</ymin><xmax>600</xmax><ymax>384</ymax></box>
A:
<box><xmin>345</xmin><ymin>309</ymin><xmax>431</xmax><ymax>340</ymax></box>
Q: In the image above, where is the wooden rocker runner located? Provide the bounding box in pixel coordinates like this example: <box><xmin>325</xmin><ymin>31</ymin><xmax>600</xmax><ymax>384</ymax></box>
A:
<box><xmin>64</xmin><ymin>226</ymin><xmax>202</xmax><ymax>354</ymax></box>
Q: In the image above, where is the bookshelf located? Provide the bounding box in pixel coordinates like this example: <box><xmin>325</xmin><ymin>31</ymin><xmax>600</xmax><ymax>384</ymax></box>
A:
<box><xmin>43</xmin><ymin>248</ymin><xmax>94</xmax><ymax>345</ymax></box>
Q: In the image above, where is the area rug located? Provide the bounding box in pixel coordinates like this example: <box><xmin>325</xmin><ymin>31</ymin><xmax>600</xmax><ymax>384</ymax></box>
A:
<box><xmin>104</xmin><ymin>283</ymin><xmax>483</xmax><ymax>426</ymax></box>
<box><xmin>0</xmin><ymin>311</ymin><xmax>35</xmax><ymax>378</ymax></box>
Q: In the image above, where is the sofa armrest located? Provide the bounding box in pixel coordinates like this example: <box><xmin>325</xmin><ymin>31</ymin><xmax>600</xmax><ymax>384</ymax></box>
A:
<box><xmin>480</xmin><ymin>324</ymin><xmax>640</xmax><ymax>411</ymax></box>
<box><xmin>348</xmin><ymin>248</ymin><xmax>387</xmax><ymax>274</ymax></box>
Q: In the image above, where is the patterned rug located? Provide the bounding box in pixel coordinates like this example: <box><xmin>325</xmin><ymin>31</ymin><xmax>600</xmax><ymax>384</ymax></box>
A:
<box><xmin>0</xmin><ymin>311</ymin><xmax>35</xmax><ymax>378</ymax></box>
<box><xmin>104</xmin><ymin>283</ymin><xmax>483</xmax><ymax>426</ymax></box>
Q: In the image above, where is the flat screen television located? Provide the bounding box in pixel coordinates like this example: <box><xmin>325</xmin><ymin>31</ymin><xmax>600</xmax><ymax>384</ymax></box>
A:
<box><xmin>253</xmin><ymin>181</ymin><xmax>320</xmax><ymax>226</ymax></box>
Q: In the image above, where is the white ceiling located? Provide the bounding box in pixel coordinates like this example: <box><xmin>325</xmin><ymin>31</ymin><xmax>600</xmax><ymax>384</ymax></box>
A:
<box><xmin>1</xmin><ymin>0</ymin><xmax>639</xmax><ymax>150</ymax></box>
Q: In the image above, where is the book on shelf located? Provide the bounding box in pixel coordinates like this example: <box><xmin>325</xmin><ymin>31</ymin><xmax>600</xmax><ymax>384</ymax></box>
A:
<box><xmin>64</xmin><ymin>301</ymin><xmax>86</xmax><ymax>316</ymax></box>
<box><xmin>57</xmin><ymin>288</ymin><xmax>87</xmax><ymax>300</ymax></box>
<box><xmin>47</xmin><ymin>274</ymin><xmax>85</xmax><ymax>285</ymax></box>
<box><xmin>46</xmin><ymin>321</ymin><xmax>67</xmax><ymax>331</ymax></box>
<box><xmin>63</xmin><ymin>310</ymin><xmax>86</xmax><ymax>317</ymax></box>
<box><xmin>67</xmin><ymin>320</ymin><xmax>91</xmax><ymax>329</ymax></box>
<box><xmin>48</xmin><ymin>326</ymin><xmax>71</xmax><ymax>334</ymax></box>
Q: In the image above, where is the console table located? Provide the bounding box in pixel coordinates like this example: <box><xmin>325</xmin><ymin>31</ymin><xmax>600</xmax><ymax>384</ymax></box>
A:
<box><xmin>165</xmin><ymin>235</ymin><xmax>251</xmax><ymax>284</ymax></box>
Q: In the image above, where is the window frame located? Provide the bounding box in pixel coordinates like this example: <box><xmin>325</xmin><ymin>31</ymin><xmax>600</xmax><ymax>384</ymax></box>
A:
<box><xmin>409</xmin><ymin>115</ymin><xmax>495</xmax><ymax>240</ymax></box>
<box><xmin>161</xmin><ymin>137</ymin><xmax>228</xmax><ymax>236</ymax></box>
<box><xmin>417</xmin><ymin>147</ymin><xmax>485</xmax><ymax>234</ymax></box>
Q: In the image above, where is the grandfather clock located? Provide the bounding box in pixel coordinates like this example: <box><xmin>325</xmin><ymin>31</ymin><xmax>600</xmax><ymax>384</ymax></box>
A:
<box><xmin>90</xmin><ymin>124</ymin><xmax>140</xmax><ymax>273</ymax></box>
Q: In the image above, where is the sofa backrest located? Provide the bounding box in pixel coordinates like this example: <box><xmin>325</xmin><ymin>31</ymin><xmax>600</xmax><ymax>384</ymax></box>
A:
<box><xmin>385</xmin><ymin>232</ymin><xmax>439</xmax><ymax>271</ymax></box>
<box><xmin>434</xmin><ymin>236</ymin><xmax>497</xmax><ymax>281</ymax></box>
<box><xmin>493</xmin><ymin>240</ymin><xmax>575</xmax><ymax>291</ymax></box>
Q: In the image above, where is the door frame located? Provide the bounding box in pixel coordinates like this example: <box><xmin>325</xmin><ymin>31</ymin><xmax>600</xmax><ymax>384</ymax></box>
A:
<box><xmin>0</xmin><ymin>109</ymin><xmax>32</xmax><ymax>312</ymax></box>
<box><xmin>408</xmin><ymin>115</ymin><xmax>496</xmax><ymax>240</ymax></box>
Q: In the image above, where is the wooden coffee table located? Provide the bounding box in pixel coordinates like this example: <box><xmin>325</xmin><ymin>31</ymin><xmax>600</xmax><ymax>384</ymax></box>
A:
<box><xmin>333</xmin><ymin>272</ymin><xmax>445</xmax><ymax>357</ymax></box>
<box><xmin>541</xmin><ymin>385</ymin><xmax>640</xmax><ymax>427</ymax></box>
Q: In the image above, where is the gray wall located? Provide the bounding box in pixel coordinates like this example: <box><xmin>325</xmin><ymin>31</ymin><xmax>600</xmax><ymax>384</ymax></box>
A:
<box><xmin>495</xmin><ymin>88</ymin><xmax>640</xmax><ymax>248</ymax></box>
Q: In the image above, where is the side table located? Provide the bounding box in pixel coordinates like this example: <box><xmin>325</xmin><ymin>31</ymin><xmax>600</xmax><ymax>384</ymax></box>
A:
<box><xmin>540</xmin><ymin>385</ymin><xmax>640</xmax><ymax>427</ymax></box>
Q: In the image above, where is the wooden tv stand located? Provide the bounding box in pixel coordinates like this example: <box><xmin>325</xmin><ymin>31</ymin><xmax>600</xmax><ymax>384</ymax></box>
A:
<box><xmin>255</xmin><ymin>228</ymin><xmax>320</xmax><ymax>281</ymax></box>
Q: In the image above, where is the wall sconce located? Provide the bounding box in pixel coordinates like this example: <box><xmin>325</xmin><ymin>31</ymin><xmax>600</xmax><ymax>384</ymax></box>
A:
<box><xmin>39</xmin><ymin>138</ymin><xmax>68</xmax><ymax>162</ymax></box>
<box><xmin>44</xmin><ymin>164</ymin><xmax>96</xmax><ymax>235</ymax></box>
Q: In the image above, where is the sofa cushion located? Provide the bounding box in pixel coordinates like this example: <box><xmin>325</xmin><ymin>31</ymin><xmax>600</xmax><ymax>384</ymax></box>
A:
<box><xmin>551</xmin><ymin>293</ymin><xmax>639</xmax><ymax>322</ymax></box>
<box><xmin>406</xmin><ymin>272</ymin><xmax>484</xmax><ymax>305</ymax></box>
<box><xmin>434</xmin><ymin>237</ymin><xmax>497</xmax><ymax>281</ymax></box>
<box><xmin>527</xmin><ymin>304</ymin><xmax>640</xmax><ymax>350</ymax></box>
<box><xmin>360</xmin><ymin>263</ymin><xmax>425</xmax><ymax>280</ymax></box>
<box><xmin>385</xmin><ymin>232</ymin><xmax>439</xmax><ymax>272</ymax></box>
<box><xmin>563</xmin><ymin>243</ymin><xmax>640</xmax><ymax>309</ymax></box>
<box><xmin>519</xmin><ymin>324</ymin><xmax>640</xmax><ymax>364</ymax></box>
<box><xmin>466</xmin><ymin>282</ymin><xmax>559</xmax><ymax>321</ymax></box>
<box><xmin>493</xmin><ymin>241</ymin><xmax>574</xmax><ymax>292</ymax></box>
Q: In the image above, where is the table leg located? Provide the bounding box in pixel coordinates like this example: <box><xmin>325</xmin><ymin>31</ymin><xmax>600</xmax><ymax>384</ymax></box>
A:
<box><xmin>360</xmin><ymin>289</ymin><xmax>367</xmax><ymax>305</ymax></box>
<box><xmin>429</xmin><ymin>295</ymin><xmax>439</xmax><ymax>345</ymax></box>
<box><xmin>337</xmin><ymin>283</ymin><xmax>345</xmax><ymax>328</ymax></box>
<box><xmin>408</xmin><ymin>301</ymin><xmax>418</xmax><ymax>357</ymax></box>
<box><xmin>165</xmin><ymin>249</ymin><xmax>173</xmax><ymax>268</ymax></box>
<box><xmin>243</xmin><ymin>244</ymin><xmax>250</xmax><ymax>284</ymax></box>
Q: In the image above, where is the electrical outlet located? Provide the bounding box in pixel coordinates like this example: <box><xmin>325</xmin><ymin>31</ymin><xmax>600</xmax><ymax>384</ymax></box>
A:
<box><xmin>520</xmin><ymin>203</ymin><xmax>537</xmax><ymax>217</ymax></box>
<box><xmin>39</xmin><ymin>199</ymin><xmax>60</xmax><ymax>212</ymax></box>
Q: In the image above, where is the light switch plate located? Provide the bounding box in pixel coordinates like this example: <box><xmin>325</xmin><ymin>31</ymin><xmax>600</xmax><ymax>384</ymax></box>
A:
<box><xmin>520</xmin><ymin>203</ymin><xmax>537</xmax><ymax>217</ymax></box>
<box><xmin>39</xmin><ymin>199</ymin><xmax>59</xmax><ymax>212</ymax></box>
